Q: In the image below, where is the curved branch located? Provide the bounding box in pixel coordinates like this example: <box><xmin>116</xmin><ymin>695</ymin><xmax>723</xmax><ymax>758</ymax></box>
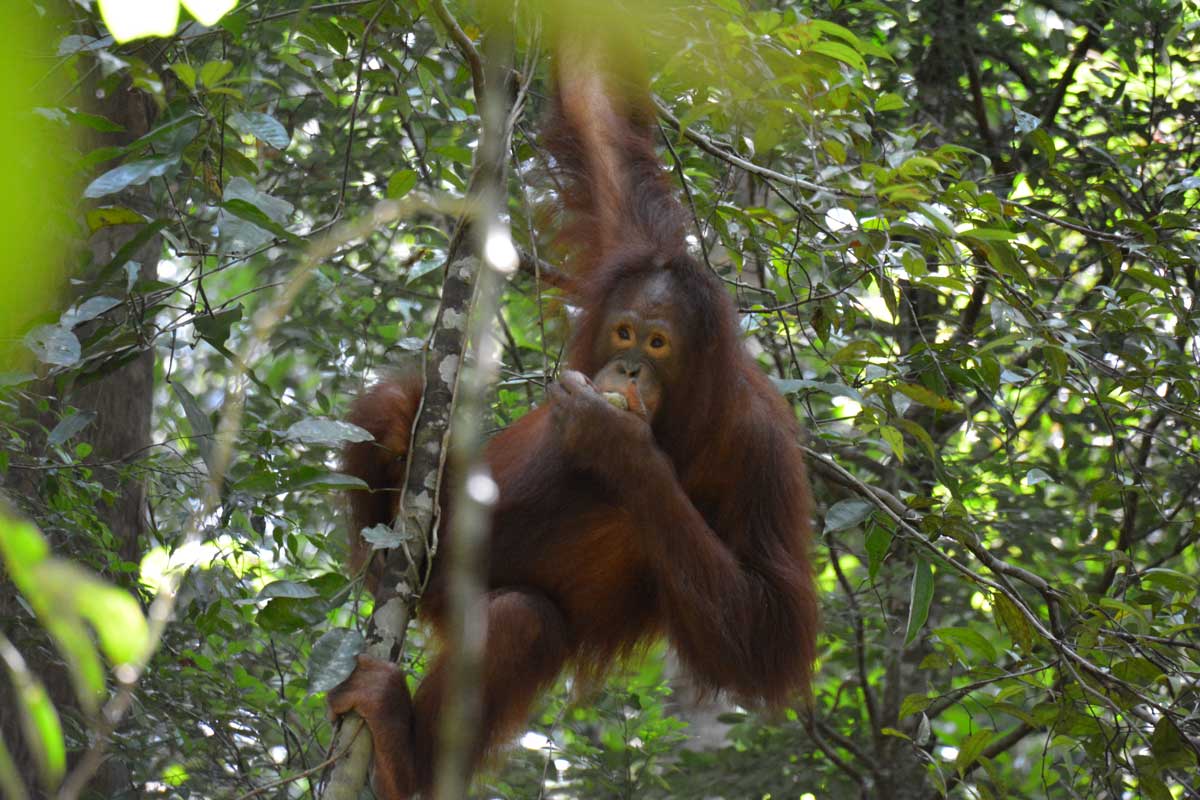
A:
<box><xmin>654</xmin><ymin>98</ymin><xmax>846</xmax><ymax>196</ymax></box>
<box><xmin>430</xmin><ymin>0</ymin><xmax>485</xmax><ymax>104</ymax></box>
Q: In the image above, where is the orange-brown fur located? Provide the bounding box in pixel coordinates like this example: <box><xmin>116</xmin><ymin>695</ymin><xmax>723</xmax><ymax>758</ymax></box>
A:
<box><xmin>331</xmin><ymin>48</ymin><xmax>818</xmax><ymax>799</ymax></box>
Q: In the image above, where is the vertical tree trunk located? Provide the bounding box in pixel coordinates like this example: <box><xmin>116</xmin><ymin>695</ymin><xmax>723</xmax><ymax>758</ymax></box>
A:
<box><xmin>0</xmin><ymin>83</ymin><xmax>159</xmax><ymax>800</ymax></box>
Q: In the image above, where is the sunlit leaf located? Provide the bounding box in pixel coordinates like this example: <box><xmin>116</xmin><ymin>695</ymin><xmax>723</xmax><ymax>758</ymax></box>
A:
<box><xmin>809</xmin><ymin>41</ymin><xmax>866</xmax><ymax>73</ymax></box>
<box><xmin>85</xmin><ymin>206</ymin><xmax>147</xmax><ymax>232</ymax></box>
<box><xmin>895</xmin><ymin>383</ymin><xmax>960</xmax><ymax>413</ymax></box>
<box><xmin>181</xmin><ymin>0</ymin><xmax>237</xmax><ymax>26</ymax></box>
<box><xmin>387</xmin><ymin>169</ymin><xmax>419</xmax><ymax>200</ymax></box>
<box><xmin>285</xmin><ymin>419</ymin><xmax>374</xmax><ymax>446</ymax></box>
<box><xmin>0</xmin><ymin>635</ymin><xmax>66</xmax><ymax>787</ymax></box>
<box><xmin>98</xmin><ymin>0</ymin><xmax>178</xmax><ymax>41</ymax></box>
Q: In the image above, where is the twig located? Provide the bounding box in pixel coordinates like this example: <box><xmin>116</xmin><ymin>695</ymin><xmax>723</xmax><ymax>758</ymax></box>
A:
<box><xmin>829</xmin><ymin>546</ymin><xmax>880</xmax><ymax>736</ymax></box>
<box><xmin>334</xmin><ymin>2</ymin><xmax>386</xmax><ymax>218</ymax></box>
<box><xmin>962</xmin><ymin>41</ymin><xmax>996</xmax><ymax>154</ymax></box>
<box><xmin>431</xmin><ymin>14</ymin><xmax>520</xmax><ymax>800</ymax></box>
<box><xmin>924</xmin><ymin>662</ymin><xmax>1056</xmax><ymax>719</ymax></box>
<box><xmin>1040</xmin><ymin>24</ymin><xmax>1102</xmax><ymax>128</ymax></box>
<box><xmin>803</xmin><ymin>445</ymin><xmax>1200</xmax><ymax>761</ymax></box>
<box><xmin>936</xmin><ymin>722</ymin><xmax>1036</xmax><ymax>798</ymax></box>
<box><xmin>1006</xmin><ymin>199</ymin><xmax>1126</xmax><ymax>243</ymax></box>
<box><xmin>430</xmin><ymin>0</ymin><xmax>485</xmax><ymax>104</ymax></box>
<box><xmin>518</xmin><ymin>249</ymin><xmax>572</xmax><ymax>292</ymax></box>
<box><xmin>654</xmin><ymin>98</ymin><xmax>847</xmax><ymax>196</ymax></box>
<box><xmin>233</xmin><ymin>722</ymin><xmax>364</xmax><ymax>800</ymax></box>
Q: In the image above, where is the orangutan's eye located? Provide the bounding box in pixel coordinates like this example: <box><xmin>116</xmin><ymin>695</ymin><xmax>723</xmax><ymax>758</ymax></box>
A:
<box><xmin>617</xmin><ymin>325</ymin><xmax>632</xmax><ymax>341</ymax></box>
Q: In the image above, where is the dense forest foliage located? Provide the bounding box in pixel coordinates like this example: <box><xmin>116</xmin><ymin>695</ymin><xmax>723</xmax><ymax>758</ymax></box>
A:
<box><xmin>2</xmin><ymin>1</ymin><xmax>1198</xmax><ymax>798</ymax></box>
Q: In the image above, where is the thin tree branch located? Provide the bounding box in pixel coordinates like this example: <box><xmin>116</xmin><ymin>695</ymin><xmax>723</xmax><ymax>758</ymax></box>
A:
<box><xmin>935</xmin><ymin>722</ymin><xmax>1037</xmax><ymax>798</ymax></box>
<box><xmin>431</xmin><ymin>16</ymin><xmax>521</xmax><ymax>800</ymax></box>
<box><xmin>654</xmin><ymin>98</ymin><xmax>846</xmax><ymax>196</ymax></box>
<box><xmin>430</xmin><ymin>0</ymin><xmax>485</xmax><ymax>104</ymax></box>
<box><xmin>1040</xmin><ymin>24</ymin><xmax>1102</xmax><ymax>128</ymax></box>
<box><xmin>334</xmin><ymin>2</ymin><xmax>386</xmax><ymax>218</ymax></box>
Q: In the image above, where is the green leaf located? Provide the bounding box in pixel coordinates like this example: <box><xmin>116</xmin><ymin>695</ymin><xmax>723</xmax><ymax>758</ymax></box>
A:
<box><xmin>1136</xmin><ymin>774</ymin><xmax>1173</xmax><ymax>800</ymax></box>
<box><xmin>362</xmin><ymin>523</ymin><xmax>416</xmax><ymax>550</ymax></box>
<box><xmin>993</xmin><ymin>593</ymin><xmax>1034</xmax><ymax>653</ymax></box>
<box><xmin>193</xmin><ymin>306</ymin><xmax>243</xmax><ymax>349</ymax></box>
<box><xmin>0</xmin><ymin>635</ymin><xmax>66</xmax><ymax>787</ymax></box>
<box><xmin>66</xmin><ymin>110</ymin><xmax>124</xmax><ymax>133</ymax></box>
<box><xmin>407</xmin><ymin>257</ymin><xmax>445</xmax><ymax>283</ymax></box>
<box><xmin>172</xmin><ymin>383</ymin><xmax>214</xmax><ymax>470</ymax></box>
<box><xmin>68</xmin><ymin>571</ymin><xmax>149</xmax><ymax>665</ymax></box>
<box><xmin>1029</xmin><ymin>128</ymin><xmax>1056</xmax><ymax>165</ymax></box>
<box><xmin>387</xmin><ymin>169</ymin><xmax>419</xmax><ymax>200</ymax></box>
<box><xmin>895</xmin><ymin>383</ymin><xmax>960</xmax><ymax>412</ymax></box>
<box><xmin>831</xmin><ymin>339</ymin><xmax>885</xmax><ymax>365</ymax></box>
<box><xmin>0</xmin><ymin>371</ymin><xmax>36</xmax><ymax>389</ymax></box>
<box><xmin>916</xmin><ymin>202</ymin><xmax>956</xmax><ymax>236</ymax></box>
<box><xmin>864</xmin><ymin>524</ymin><xmax>892</xmax><ymax>579</ymax></box>
<box><xmin>1149</xmin><ymin>718</ymin><xmax>1191</xmax><ymax>770</ymax></box>
<box><xmin>880</xmin><ymin>424</ymin><xmax>905</xmax><ymax>462</ymax></box>
<box><xmin>47</xmin><ymin>411</ymin><xmax>97</xmax><ymax>447</ymax></box>
<box><xmin>899</xmin><ymin>693</ymin><xmax>931</xmax><ymax>719</ymax></box>
<box><xmin>992</xmin><ymin>702</ymin><xmax>1040</xmax><ymax>728</ymax></box>
<box><xmin>875</xmin><ymin>92</ymin><xmax>906</xmax><ymax>112</ymax></box>
<box><xmin>60</xmin><ymin>295</ymin><xmax>121</xmax><ymax>329</ymax></box>
<box><xmin>753</xmin><ymin>108</ymin><xmax>783</xmax><ymax>154</ymax></box>
<box><xmin>285</xmin><ymin>418</ymin><xmax>374</xmax><ymax>447</ymax></box>
<box><xmin>959</xmin><ymin>227</ymin><xmax>1017</xmax><ymax>242</ymax></box>
<box><xmin>824</xmin><ymin>499</ymin><xmax>872</xmax><ymax>532</ymax></box>
<box><xmin>257</xmin><ymin>597</ymin><xmax>322</xmax><ymax>633</ymax></box>
<box><xmin>221</xmin><ymin>198</ymin><xmax>299</xmax><ymax>243</ymax></box>
<box><xmin>811</xmin><ymin>19</ymin><xmax>864</xmax><ymax>48</ymax></box>
<box><xmin>933</xmin><ymin>626</ymin><xmax>997</xmax><ymax>662</ymax></box>
<box><xmin>1140</xmin><ymin>568</ymin><xmax>1197</xmax><ymax>594</ymax></box>
<box><xmin>954</xmin><ymin>730</ymin><xmax>993</xmax><ymax>774</ymax></box>
<box><xmin>83</xmin><ymin>156</ymin><xmax>178</xmax><ymax>199</ymax></box>
<box><xmin>0</xmin><ymin>519</ymin><xmax>49</xmax><ymax>589</ymax></box>
<box><xmin>295</xmin><ymin>472</ymin><xmax>370</xmax><ymax>491</ymax></box>
<box><xmin>199</xmin><ymin>59</ymin><xmax>234</xmax><ymax>87</ymax></box>
<box><xmin>308</xmin><ymin>629</ymin><xmax>365</xmax><ymax>694</ymax></box>
<box><xmin>809</xmin><ymin>41</ymin><xmax>866</xmax><ymax>73</ymax></box>
<box><xmin>170</xmin><ymin>63</ymin><xmax>197</xmax><ymax>90</ymax></box>
<box><xmin>710</xmin><ymin>0</ymin><xmax>745</xmax><ymax>16</ymax></box>
<box><xmin>895</xmin><ymin>418</ymin><xmax>939</xmax><ymax>462</ymax></box>
<box><xmin>258</xmin><ymin>581</ymin><xmax>319</xmax><ymax>600</ymax></box>
<box><xmin>228</xmin><ymin>111</ymin><xmax>290</xmax><ymax>149</ymax></box>
<box><xmin>904</xmin><ymin>560</ymin><xmax>934</xmax><ymax>645</ymax></box>
<box><xmin>771</xmin><ymin>378</ymin><xmax>863</xmax><ymax>402</ymax></box>
<box><xmin>86</xmin><ymin>205</ymin><xmax>148</xmax><ymax>232</ymax></box>
<box><xmin>24</xmin><ymin>325</ymin><xmax>81</xmax><ymax>367</ymax></box>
